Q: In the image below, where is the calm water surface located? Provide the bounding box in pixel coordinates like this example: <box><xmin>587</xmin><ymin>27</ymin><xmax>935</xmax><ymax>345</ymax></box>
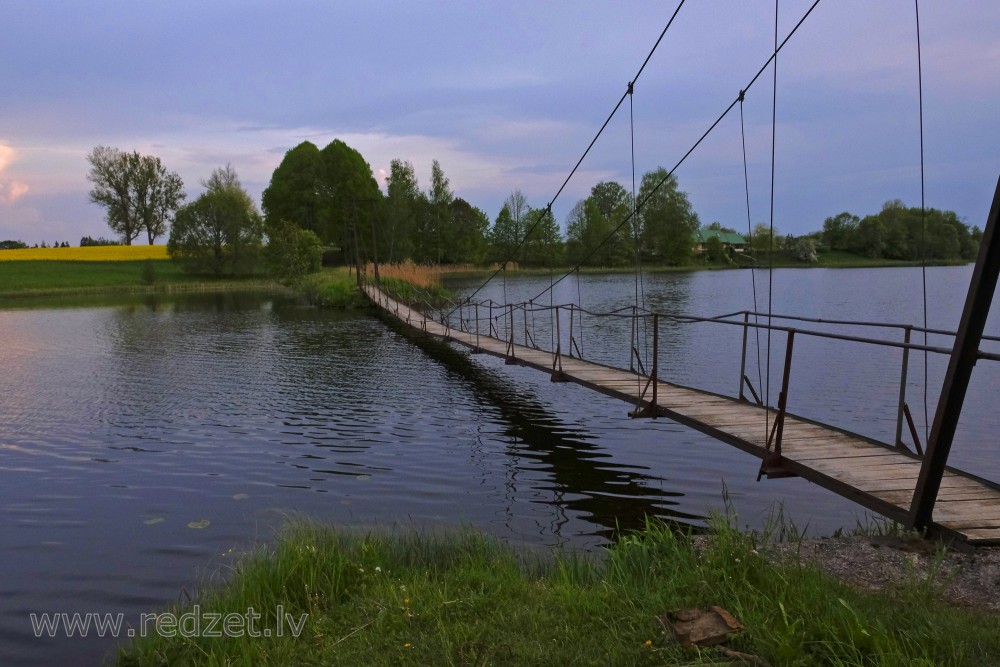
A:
<box><xmin>1</xmin><ymin>266</ymin><xmax>997</xmax><ymax>665</ymax></box>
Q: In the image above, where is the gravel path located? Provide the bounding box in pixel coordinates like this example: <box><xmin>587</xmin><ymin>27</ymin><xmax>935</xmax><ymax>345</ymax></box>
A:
<box><xmin>765</xmin><ymin>535</ymin><xmax>1000</xmax><ymax>612</ymax></box>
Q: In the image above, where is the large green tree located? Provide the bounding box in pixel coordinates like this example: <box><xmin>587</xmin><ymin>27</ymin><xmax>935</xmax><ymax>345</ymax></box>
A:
<box><xmin>448</xmin><ymin>198</ymin><xmax>490</xmax><ymax>264</ymax></box>
<box><xmin>261</xmin><ymin>142</ymin><xmax>326</xmax><ymax>240</ymax></box>
<box><xmin>262</xmin><ymin>139</ymin><xmax>381</xmax><ymax>260</ymax></box>
<box><xmin>167</xmin><ymin>165</ymin><xmax>263</xmax><ymax>276</ymax></box>
<box><xmin>637</xmin><ymin>169</ymin><xmax>699</xmax><ymax>265</ymax></box>
<box><xmin>86</xmin><ymin>146</ymin><xmax>185</xmax><ymax>245</ymax></box>
<box><xmin>320</xmin><ymin>139</ymin><xmax>382</xmax><ymax>256</ymax></box>
<box><xmin>821</xmin><ymin>212</ymin><xmax>859</xmax><ymax>251</ymax></box>
<box><xmin>563</xmin><ymin>182</ymin><xmax>633</xmax><ymax>267</ymax></box>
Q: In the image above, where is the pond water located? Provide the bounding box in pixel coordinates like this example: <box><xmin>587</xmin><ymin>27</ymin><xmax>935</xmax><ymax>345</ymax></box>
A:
<box><xmin>0</xmin><ymin>265</ymin><xmax>997</xmax><ymax>665</ymax></box>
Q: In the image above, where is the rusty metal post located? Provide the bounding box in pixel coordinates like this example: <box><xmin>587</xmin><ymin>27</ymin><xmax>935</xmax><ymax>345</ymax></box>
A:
<box><xmin>551</xmin><ymin>306</ymin><xmax>568</xmax><ymax>381</ymax></box>
<box><xmin>771</xmin><ymin>329</ymin><xmax>796</xmax><ymax>459</ymax></box>
<box><xmin>506</xmin><ymin>303</ymin><xmax>516</xmax><ymax>364</ymax></box>
<box><xmin>630</xmin><ymin>305</ymin><xmax>637</xmax><ymax>372</ymax></box>
<box><xmin>895</xmin><ymin>326</ymin><xmax>912</xmax><ymax>448</ymax></box>
<box><xmin>911</xmin><ymin>174</ymin><xmax>1000</xmax><ymax>530</ymax></box>
<box><xmin>651</xmin><ymin>314</ymin><xmax>658</xmax><ymax>416</ymax></box>
<box><xmin>568</xmin><ymin>305</ymin><xmax>575</xmax><ymax>357</ymax></box>
<box><xmin>553</xmin><ymin>306</ymin><xmax>561</xmax><ymax>369</ymax></box>
<box><xmin>739</xmin><ymin>311</ymin><xmax>750</xmax><ymax>401</ymax></box>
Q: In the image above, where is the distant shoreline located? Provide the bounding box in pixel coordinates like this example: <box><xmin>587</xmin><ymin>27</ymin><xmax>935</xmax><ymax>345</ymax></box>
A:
<box><xmin>0</xmin><ymin>255</ymin><xmax>971</xmax><ymax>307</ymax></box>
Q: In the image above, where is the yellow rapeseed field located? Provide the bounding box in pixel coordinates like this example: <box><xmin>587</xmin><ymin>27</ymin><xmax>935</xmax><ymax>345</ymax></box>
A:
<box><xmin>0</xmin><ymin>245</ymin><xmax>169</xmax><ymax>261</ymax></box>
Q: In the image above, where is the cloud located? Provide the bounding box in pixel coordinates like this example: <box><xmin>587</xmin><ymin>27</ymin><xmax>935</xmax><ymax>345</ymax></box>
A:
<box><xmin>0</xmin><ymin>141</ymin><xmax>31</xmax><ymax>204</ymax></box>
<box><xmin>0</xmin><ymin>142</ymin><xmax>15</xmax><ymax>171</ymax></box>
<box><xmin>0</xmin><ymin>181</ymin><xmax>30</xmax><ymax>204</ymax></box>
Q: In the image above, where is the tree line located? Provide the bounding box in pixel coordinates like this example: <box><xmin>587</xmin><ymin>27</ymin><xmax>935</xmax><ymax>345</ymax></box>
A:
<box><xmin>819</xmin><ymin>200</ymin><xmax>981</xmax><ymax>261</ymax></box>
<box><xmin>263</xmin><ymin>140</ymin><xmax>703</xmax><ymax>269</ymax></box>
<box><xmin>81</xmin><ymin>139</ymin><xmax>982</xmax><ymax>280</ymax></box>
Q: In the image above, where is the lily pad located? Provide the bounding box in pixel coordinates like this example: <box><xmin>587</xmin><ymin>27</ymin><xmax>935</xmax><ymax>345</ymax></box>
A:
<box><xmin>144</xmin><ymin>517</ymin><xmax>165</xmax><ymax>526</ymax></box>
<box><xmin>232</xmin><ymin>493</ymin><xmax>250</xmax><ymax>501</ymax></box>
<box><xmin>187</xmin><ymin>519</ymin><xmax>211</xmax><ymax>529</ymax></box>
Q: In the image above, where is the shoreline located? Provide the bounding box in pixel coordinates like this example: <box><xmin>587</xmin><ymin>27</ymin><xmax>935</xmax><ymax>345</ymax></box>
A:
<box><xmin>115</xmin><ymin>520</ymin><xmax>1000</xmax><ymax>666</ymax></box>
<box><xmin>0</xmin><ymin>258</ymin><xmax>970</xmax><ymax>306</ymax></box>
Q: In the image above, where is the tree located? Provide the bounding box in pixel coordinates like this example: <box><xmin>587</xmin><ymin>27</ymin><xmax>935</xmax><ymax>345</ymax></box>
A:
<box><xmin>488</xmin><ymin>190</ymin><xmax>531</xmax><ymax>264</ymax></box>
<box><xmin>87</xmin><ymin>146</ymin><xmax>185</xmax><ymax>245</ymax></box>
<box><xmin>382</xmin><ymin>159</ymin><xmax>421</xmax><ymax>262</ymax></box>
<box><xmin>167</xmin><ymin>165</ymin><xmax>264</xmax><ymax>276</ymax></box>
<box><xmin>264</xmin><ymin>219</ymin><xmax>323</xmax><ymax>286</ymax></box>
<box><xmin>704</xmin><ymin>235</ymin><xmax>726</xmax><ymax>262</ymax></box>
<box><xmin>261</xmin><ymin>142</ymin><xmax>327</xmax><ymax>240</ymax></box>
<box><xmin>564</xmin><ymin>200</ymin><xmax>588</xmax><ymax>264</ymax></box>
<box><xmin>489</xmin><ymin>204</ymin><xmax>517</xmax><ymax>263</ymax></box>
<box><xmin>422</xmin><ymin>159</ymin><xmax>455</xmax><ymax>263</ymax></box>
<box><xmin>448</xmin><ymin>198</ymin><xmax>490</xmax><ymax>264</ymax></box>
<box><xmin>0</xmin><ymin>240</ymin><xmax>27</xmax><ymax>250</ymax></box>
<box><xmin>319</xmin><ymin>139</ymin><xmax>382</xmax><ymax>254</ymax></box>
<box><xmin>523</xmin><ymin>205</ymin><xmax>563</xmax><ymax>266</ymax></box>
<box><xmin>637</xmin><ymin>169</ymin><xmax>699</xmax><ymax>265</ymax></box>
<box><xmin>750</xmin><ymin>223</ymin><xmax>778</xmax><ymax>254</ymax></box>
<box><xmin>262</xmin><ymin>139</ymin><xmax>381</xmax><ymax>259</ymax></box>
<box><xmin>794</xmin><ymin>237</ymin><xmax>819</xmax><ymax>262</ymax></box>
<box><xmin>821</xmin><ymin>212</ymin><xmax>859</xmax><ymax>251</ymax></box>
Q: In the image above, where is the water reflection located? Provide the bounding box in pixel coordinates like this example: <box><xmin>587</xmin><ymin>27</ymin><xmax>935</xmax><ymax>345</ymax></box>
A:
<box><xmin>386</xmin><ymin>319</ymin><xmax>702</xmax><ymax>539</ymax></box>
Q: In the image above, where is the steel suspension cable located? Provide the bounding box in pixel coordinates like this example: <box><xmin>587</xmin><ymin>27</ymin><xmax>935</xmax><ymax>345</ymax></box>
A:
<box><xmin>739</xmin><ymin>95</ymin><xmax>765</xmax><ymax>410</ymax></box>
<box><xmin>629</xmin><ymin>83</ymin><xmax>649</xmax><ymax>374</ymax></box>
<box><xmin>765</xmin><ymin>0</ymin><xmax>779</xmax><ymax>441</ymax></box>
<box><xmin>447</xmin><ymin>1</ymin><xmax>688</xmax><ymax>317</ymax></box>
<box><xmin>915</xmin><ymin>0</ymin><xmax>930</xmax><ymax>441</ymax></box>
<box><xmin>529</xmin><ymin>0</ymin><xmax>823</xmax><ymax>305</ymax></box>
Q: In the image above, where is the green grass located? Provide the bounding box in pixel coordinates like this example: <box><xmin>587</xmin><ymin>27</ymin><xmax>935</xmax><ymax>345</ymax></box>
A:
<box><xmin>302</xmin><ymin>268</ymin><xmax>369</xmax><ymax>308</ymax></box>
<box><xmin>0</xmin><ymin>260</ymin><xmax>278</xmax><ymax>300</ymax></box>
<box><xmin>117</xmin><ymin>519</ymin><xmax>1000</xmax><ymax>666</ymax></box>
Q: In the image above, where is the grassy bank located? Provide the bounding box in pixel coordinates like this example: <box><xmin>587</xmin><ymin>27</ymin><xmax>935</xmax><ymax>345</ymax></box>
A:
<box><xmin>0</xmin><ymin>260</ymin><xmax>280</xmax><ymax>301</ymax></box>
<box><xmin>117</xmin><ymin>521</ymin><xmax>1000</xmax><ymax>666</ymax></box>
<box><xmin>303</xmin><ymin>268</ymin><xmax>369</xmax><ymax>308</ymax></box>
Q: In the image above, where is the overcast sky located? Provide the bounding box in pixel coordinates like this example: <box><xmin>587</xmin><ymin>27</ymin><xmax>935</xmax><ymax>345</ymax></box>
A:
<box><xmin>1</xmin><ymin>1</ymin><xmax>997</xmax><ymax>246</ymax></box>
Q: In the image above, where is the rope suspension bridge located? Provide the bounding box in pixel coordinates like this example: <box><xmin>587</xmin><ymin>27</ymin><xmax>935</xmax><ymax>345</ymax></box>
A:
<box><xmin>356</xmin><ymin>1</ymin><xmax>1000</xmax><ymax>547</ymax></box>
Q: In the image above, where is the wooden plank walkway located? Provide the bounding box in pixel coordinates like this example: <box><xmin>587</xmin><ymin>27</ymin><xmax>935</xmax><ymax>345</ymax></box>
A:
<box><xmin>364</xmin><ymin>285</ymin><xmax>1000</xmax><ymax>546</ymax></box>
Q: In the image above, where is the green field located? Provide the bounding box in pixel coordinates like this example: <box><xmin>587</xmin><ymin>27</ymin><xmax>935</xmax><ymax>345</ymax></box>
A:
<box><xmin>0</xmin><ymin>260</ymin><xmax>277</xmax><ymax>300</ymax></box>
<box><xmin>117</xmin><ymin>521</ymin><xmax>1000</xmax><ymax>666</ymax></box>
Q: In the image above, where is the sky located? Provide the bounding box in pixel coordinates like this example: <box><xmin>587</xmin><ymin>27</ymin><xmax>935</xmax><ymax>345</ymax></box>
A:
<box><xmin>1</xmin><ymin>0</ymin><xmax>998</xmax><ymax>246</ymax></box>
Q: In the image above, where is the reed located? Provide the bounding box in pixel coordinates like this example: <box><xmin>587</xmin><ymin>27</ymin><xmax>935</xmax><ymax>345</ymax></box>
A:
<box><xmin>365</xmin><ymin>261</ymin><xmax>513</xmax><ymax>288</ymax></box>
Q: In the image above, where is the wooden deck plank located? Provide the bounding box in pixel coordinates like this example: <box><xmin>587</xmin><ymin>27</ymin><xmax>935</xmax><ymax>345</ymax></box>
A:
<box><xmin>365</xmin><ymin>286</ymin><xmax>1000</xmax><ymax>548</ymax></box>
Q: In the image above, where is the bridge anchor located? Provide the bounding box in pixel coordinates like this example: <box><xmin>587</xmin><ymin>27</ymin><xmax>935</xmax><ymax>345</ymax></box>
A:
<box><xmin>628</xmin><ymin>404</ymin><xmax>660</xmax><ymax>419</ymax></box>
<box><xmin>756</xmin><ymin>454</ymin><xmax>796</xmax><ymax>480</ymax></box>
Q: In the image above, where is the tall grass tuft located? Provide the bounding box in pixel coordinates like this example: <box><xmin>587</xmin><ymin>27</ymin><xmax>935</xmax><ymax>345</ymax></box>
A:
<box><xmin>366</xmin><ymin>261</ymin><xmax>512</xmax><ymax>288</ymax></box>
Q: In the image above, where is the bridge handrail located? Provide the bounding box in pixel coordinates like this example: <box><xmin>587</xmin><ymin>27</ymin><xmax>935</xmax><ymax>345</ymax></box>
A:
<box><xmin>445</xmin><ymin>297</ymin><xmax>998</xmax><ymax>361</ymax></box>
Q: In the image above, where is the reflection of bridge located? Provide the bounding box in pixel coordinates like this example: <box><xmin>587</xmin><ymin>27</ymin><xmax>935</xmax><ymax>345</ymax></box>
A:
<box><xmin>362</xmin><ymin>182</ymin><xmax>1000</xmax><ymax>547</ymax></box>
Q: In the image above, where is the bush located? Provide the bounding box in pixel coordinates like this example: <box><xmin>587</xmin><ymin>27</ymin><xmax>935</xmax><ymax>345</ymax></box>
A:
<box><xmin>264</xmin><ymin>220</ymin><xmax>323</xmax><ymax>286</ymax></box>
